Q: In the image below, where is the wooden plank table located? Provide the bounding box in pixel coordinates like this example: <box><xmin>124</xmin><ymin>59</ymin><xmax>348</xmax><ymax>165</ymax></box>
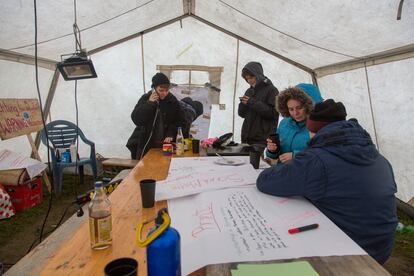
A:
<box><xmin>6</xmin><ymin>149</ymin><xmax>391</xmax><ymax>276</ymax></box>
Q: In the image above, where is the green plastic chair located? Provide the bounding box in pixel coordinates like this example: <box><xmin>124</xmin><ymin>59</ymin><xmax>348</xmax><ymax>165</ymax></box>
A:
<box><xmin>40</xmin><ymin>120</ymin><xmax>97</xmax><ymax>195</ymax></box>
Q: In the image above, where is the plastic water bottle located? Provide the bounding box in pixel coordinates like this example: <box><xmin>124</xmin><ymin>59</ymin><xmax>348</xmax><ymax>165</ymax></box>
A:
<box><xmin>89</xmin><ymin>181</ymin><xmax>112</xmax><ymax>250</ymax></box>
<box><xmin>395</xmin><ymin>222</ymin><xmax>414</xmax><ymax>234</ymax></box>
<box><xmin>61</xmin><ymin>149</ymin><xmax>71</xmax><ymax>163</ymax></box>
<box><xmin>147</xmin><ymin>209</ymin><xmax>181</xmax><ymax>276</ymax></box>
<box><xmin>69</xmin><ymin>141</ymin><xmax>77</xmax><ymax>162</ymax></box>
<box><xmin>176</xmin><ymin>127</ymin><xmax>184</xmax><ymax>156</ymax></box>
<box><xmin>396</xmin><ymin>222</ymin><xmax>414</xmax><ymax>234</ymax></box>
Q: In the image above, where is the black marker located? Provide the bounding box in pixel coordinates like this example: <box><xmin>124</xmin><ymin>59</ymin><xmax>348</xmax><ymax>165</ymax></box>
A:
<box><xmin>288</xmin><ymin>223</ymin><xmax>319</xmax><ymax>234</ymax></box>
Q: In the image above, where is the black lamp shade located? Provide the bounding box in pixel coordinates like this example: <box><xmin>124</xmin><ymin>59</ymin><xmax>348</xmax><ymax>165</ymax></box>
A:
<box><xmin>57</xmin><ymin>53</ymin><xmax>97</xmax><ymax>81</ymax></box>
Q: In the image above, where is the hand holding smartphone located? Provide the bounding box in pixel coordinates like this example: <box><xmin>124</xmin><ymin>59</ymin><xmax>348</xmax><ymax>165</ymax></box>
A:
<box><xmin>149</xmin><ymin>90</ymin><xmax>160</xmax><ymax>102</ymax></box>
<box><xmin>240</xmin><ymin>95</ymin><xmax>249</xmax><ymax>105</ymax></box>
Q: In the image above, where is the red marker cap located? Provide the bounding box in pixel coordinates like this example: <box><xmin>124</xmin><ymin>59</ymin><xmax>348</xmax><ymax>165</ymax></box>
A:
<box><xmin>288</xmin><ymin>223</ymin><xmax>319</xmax><ymax>235</ymax></box>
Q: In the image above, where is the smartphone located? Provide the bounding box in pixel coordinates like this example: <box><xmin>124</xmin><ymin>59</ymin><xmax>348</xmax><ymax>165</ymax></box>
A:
<box><xmin>239</xmin><ymin>96</ymin><xmax>244</xmax><ymax>102</ymax></box>
<box><xmin>152</xmin><ymin>89</ymin><xmax>160</xmax><ymax>100</ymax></box>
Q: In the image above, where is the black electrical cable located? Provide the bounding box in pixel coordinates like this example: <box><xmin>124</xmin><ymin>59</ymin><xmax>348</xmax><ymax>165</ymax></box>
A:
<box><xmin>218</xmin><ymin>0</ymin><xmax>357</xmax><ymax>59</ymax></box>
<box><xmin>33</xmin><ymin>0</ymin><xmax>55</xmax><ymax>246</ymax></box>
<box><xmin>71</xmin><ymin>0</ymin><xmax>85</xmax><ymax>217</ymax></box>
<box><xmin>72</xmin><ymin>80</ymin><xmax>81</xmax><ymax>201</ymax></box>
<box><xmin>73</xmin><ymin>0</ymin><xmax>82</xmax><ymax>52</ymax></box>
<box><xmin>139</xmin><ymin>99</ymin><xmax>160</xmax><ymax>161</ymax></box>
<box><xmin>26</xmin><ymin>201</ymin><xmax>77</xmax><ymax>253</ymax></box>
<box><xmin>397</xmin><ymin>0</ymin><xmax>405</xmax><ymax>20</ymax></box>
<box><xmin>8</xmin><ymin>0</ymin><xmax>156</xmax><ymax>51</ymax></box>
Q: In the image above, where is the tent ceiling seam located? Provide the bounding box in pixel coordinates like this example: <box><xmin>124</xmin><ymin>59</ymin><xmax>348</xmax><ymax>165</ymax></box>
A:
<box><xmin>89</xmin><ymin>14</ymin><xmax>190</xmax><ymax>55</ymax></box>
<box><xmin>6</xmin><ymin>0</ymin><xmax>157</xmax><ymax>52</ymax></box>
<box><xmin>191</xmin><ymin>14</ymin><xmax>314</xmax><ymax>74</ymax></box>
<box><xmin>217</xmin><ymin>0</ymin><xmax>357</xmax><ymax>59</ymax></box>
<box><xmin>183</xmin><ymin>0</ymin><xmax>195</xmax><ymax>15</ymax></box>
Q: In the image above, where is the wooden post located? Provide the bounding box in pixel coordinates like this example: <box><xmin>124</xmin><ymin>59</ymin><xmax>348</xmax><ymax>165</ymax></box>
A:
<box><xmin>26</xmin><ymin>134</ymin><xmax>52</xmax><ymax>193</ymax></box>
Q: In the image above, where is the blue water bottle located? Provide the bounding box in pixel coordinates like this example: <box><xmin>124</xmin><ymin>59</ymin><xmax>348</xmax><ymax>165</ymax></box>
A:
<box><xmin>136</xmin><ymin>208</ymin><xmax>181</xmax><ymax>276</ymax></box>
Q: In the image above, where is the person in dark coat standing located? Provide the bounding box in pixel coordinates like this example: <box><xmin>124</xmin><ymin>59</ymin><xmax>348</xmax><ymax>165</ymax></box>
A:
<box><xmin>238</xmin><ymin>62</ymin><xmax>279</xmax><ymax>146</ymax></box>
<box><xmin>179</xmin><ymin>97</ymin><xmax>203</xmax><ymax>138</ymax></box>
<box><xmin>126</xmin><ymin>73</ymin><xmax>184</xmax><ymax>160</ymax></box>
<box><xmin>257</xmin><ymin>99</ymin><xmax>397</xmax><ymax>264</ymax></box>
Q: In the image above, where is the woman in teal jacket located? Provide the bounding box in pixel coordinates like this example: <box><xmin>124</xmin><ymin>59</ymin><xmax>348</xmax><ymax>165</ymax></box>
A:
<box><xmin>264</xmin><ymin>83</ymin><xmax>322</xmax><ymax>164</ymax></box>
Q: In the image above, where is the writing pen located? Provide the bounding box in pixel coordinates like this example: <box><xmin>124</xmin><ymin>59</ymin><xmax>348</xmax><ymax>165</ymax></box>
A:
<box><xmin>288</xmin><ymin>223</ymin><xmax>319</xmax><ymax>234</ymax></box>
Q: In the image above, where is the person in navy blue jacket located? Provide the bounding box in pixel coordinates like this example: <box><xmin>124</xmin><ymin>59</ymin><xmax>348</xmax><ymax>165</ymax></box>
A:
<box><xmin>257</xmin><ymin>99</ymin><xmax>397</xmax><ymax>264</ymax></box>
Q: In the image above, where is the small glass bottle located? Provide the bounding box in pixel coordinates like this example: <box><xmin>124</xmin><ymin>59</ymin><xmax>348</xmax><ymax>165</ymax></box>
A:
<box><xmin>176</xmin><ymin>127</ymin><xmax>184</xmax><ymax>156</ymax></box>
<box><xmin>89</xmin><ymin>181</ymin><xmax>112</xmax><ymax>250</ymax></box>
<box><xmin>69</xmin><ymin>141</ymin><xmax>77</xmax><ymax>162</ymax></box>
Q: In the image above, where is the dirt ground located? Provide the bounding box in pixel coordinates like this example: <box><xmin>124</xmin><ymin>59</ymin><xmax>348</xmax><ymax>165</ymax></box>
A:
<box><xmin>383</xmin><ymin>209</ymin><xmax>414</xmax><ymax>276</ymax></box>
<box><xmin>1</xmin><ymin>174</ymin><xmax>414</xmax><ymax>274</ymax></box>
<box><xmin>0</xmin><ymin>174</ymin><xmax>95</xmax><ymax>272</ymax></box>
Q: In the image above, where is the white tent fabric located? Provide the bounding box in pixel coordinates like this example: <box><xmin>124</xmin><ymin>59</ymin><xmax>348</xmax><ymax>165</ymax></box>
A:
<box><xmin>0</xmin><ymin>1</ymin><xmax>413</xmax><ymax>202</ymax></box>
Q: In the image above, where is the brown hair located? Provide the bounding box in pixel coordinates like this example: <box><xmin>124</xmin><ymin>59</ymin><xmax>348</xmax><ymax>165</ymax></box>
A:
<box><xmin>276</xmin><ymin>87</ymin><xmax>314</xmax><ymax>118</ymax></box>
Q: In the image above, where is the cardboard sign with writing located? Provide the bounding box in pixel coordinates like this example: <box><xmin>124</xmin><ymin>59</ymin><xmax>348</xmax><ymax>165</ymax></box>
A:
<box><xmin>0</xmin><ymin>98</ymin><xmax>43</xmax><ymax>140</ymax></box>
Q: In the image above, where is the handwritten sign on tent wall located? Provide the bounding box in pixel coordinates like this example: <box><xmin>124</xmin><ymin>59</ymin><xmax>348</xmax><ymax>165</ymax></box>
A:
<box><xmin>0</xmin><ymin>99</ymin><xmax>43</xmax><ymax>140</ymax></box>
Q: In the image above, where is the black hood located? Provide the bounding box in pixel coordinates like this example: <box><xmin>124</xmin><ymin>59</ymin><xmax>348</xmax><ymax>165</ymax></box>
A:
<box><xmin>243</xmin><ymin>62</ymin><xmax>271</xmax><ymax>87</ymax></box>
<box><xmin>309</xmin><ymin>120</ymin><xmax>379</xmax><ymax>165</ymax></box>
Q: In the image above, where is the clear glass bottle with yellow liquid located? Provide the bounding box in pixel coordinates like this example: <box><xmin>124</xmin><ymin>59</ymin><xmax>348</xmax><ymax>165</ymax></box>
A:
<box><xmin>176</xmin><ymin>127</ymin><xmax>184</xmax><ymax>156</ymax></box>
<box><xmin>89</xmin><ymin>181</ymin><xmax>112</xmax><ymax>250</ymax></box>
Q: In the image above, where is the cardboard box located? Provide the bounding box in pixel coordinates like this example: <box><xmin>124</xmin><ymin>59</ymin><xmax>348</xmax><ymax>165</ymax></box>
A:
<box><xmin>3</xmin><ymin>178</ymin><xmax>43</xmax><ymax>212</ymax></box>
<box><xmin>0</xmin><ymin>149</ymin><xmax>46</xmax><ymax>186</ymax></box>
<box><xmin>0</xmin><ymin>168</ymin><xmax>29</xmax><ymax>186</ymax></box>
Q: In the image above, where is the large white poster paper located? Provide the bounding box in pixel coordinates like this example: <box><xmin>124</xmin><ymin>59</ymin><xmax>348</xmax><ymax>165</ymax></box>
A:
<box><xmin>156</xmin><ymin>157</ymin><xmax>261</xmax><ymax>200</ymax></box>
<box><xmin>168</xmin><ymin>187</ymin><xmax>366</xmax><ymax>275</ymax></box>
<box><xmin>0</xmin><ymin>149</ymin><xmax>47</xmax><ymax>178</ymax></box>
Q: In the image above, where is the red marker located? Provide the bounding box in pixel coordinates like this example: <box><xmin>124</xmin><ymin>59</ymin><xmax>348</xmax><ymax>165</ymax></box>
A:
<box><xmin>288</xmin><ymin>223</ymin><xmax>319</xmax><ymax>234</ymax></box>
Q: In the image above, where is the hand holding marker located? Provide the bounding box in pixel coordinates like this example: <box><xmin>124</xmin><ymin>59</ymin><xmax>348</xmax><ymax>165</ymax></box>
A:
<box><xmin>288</xmin><ymin>223</ymin><xmax>319</xmax><ymax>234</ymax></box>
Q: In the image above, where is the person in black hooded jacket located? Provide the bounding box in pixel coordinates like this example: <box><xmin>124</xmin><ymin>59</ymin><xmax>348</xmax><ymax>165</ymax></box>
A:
<box><xmin>126</xmin><ymin>73</ymin><xmax>184</xmax><ymax>160</ymax></box>
<box><xmin>257</xmin><ymin>99</ymin><xmax>397</xmax><ymax>264</ymax></box>
<box><xmin>238</xmin><ymin>62</ymin><xmax>279</xmax><ymax>146</ymax></box>
<box><xmin>179</xmin><ymin>97</ymin><xmax>203</xmax><ymax>138</ymax></box>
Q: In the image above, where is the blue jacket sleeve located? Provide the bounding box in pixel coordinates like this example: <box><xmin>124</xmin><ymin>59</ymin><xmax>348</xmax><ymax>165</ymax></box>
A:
<box><xmin>256</xmin><ymin>151</ymin><xmax>326</xmax><ymax>198</ymax></box>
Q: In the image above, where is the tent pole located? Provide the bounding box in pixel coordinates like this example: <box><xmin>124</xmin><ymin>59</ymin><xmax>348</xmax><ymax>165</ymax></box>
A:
<box><xmin>34</xmin><ymin>69</ymin><xmax>60</xmax><ymax>153</ymax></box>
<box><xmin>364</xmin><ymin>62</ymin><xmax>380</xmax><ymax>151</ymax></box>
<box><xmin>397</xmin><ymin>198</ymin><xmax>414</xmax><ymax>220</ymax></box>
<box><xmin>232</xmin><ymin>39</ymin><xmax>240</xmax><ymax>140</ymax></box>
<box><xmin>141</xmin><ymin>35</ymin><xmax>146</xmax><ymax>92</ymax></box>
<box><xmin>314</xmin><ymin>43</ymin><xmax>414</xmax><ymax>78</ymax></box>
<box><xmin>0</xmin><ymin>49</ymin><xmax>56</xmax><ymax>71</ymax></box>
<box><xmin>311</xmin><ymin>71</ymin><xmax>318</xmax><ymax>87</ymax></box>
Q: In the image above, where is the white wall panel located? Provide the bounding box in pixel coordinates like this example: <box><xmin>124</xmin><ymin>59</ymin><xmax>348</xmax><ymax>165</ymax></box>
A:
<box><xmin>0</xmin><ymin>60</ymin><xmax>53</xmax><ymax>155</ymax></box>
<box><xmin>234</xmin><ymin>41</ymin><xmax>312</xmax><ymax>143</ymax></box>
<box><xmin>318</xmin><ymin>68</ymin><xmax>376</xmax><ymax>139</ymax></box>
<box><xmin>143</xmin><ymin>17</ymin><xmax>238</xmax><ymax>139</ymax></box>
<box><xmin>43</xmin><ymin>38</ymin><xmax>142</xmax><ymax>159</ymax></box>
<box><xmin>368</xmin><ymin>58</ymin><xmax>414</xmax><ymax>202</ymax></box>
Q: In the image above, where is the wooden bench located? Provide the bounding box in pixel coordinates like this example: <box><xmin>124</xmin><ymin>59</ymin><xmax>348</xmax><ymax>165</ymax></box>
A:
<box><xmin>102</xmin><ymin>158</ymin><xmax>138</xmax><ymax>175</ymax></box>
